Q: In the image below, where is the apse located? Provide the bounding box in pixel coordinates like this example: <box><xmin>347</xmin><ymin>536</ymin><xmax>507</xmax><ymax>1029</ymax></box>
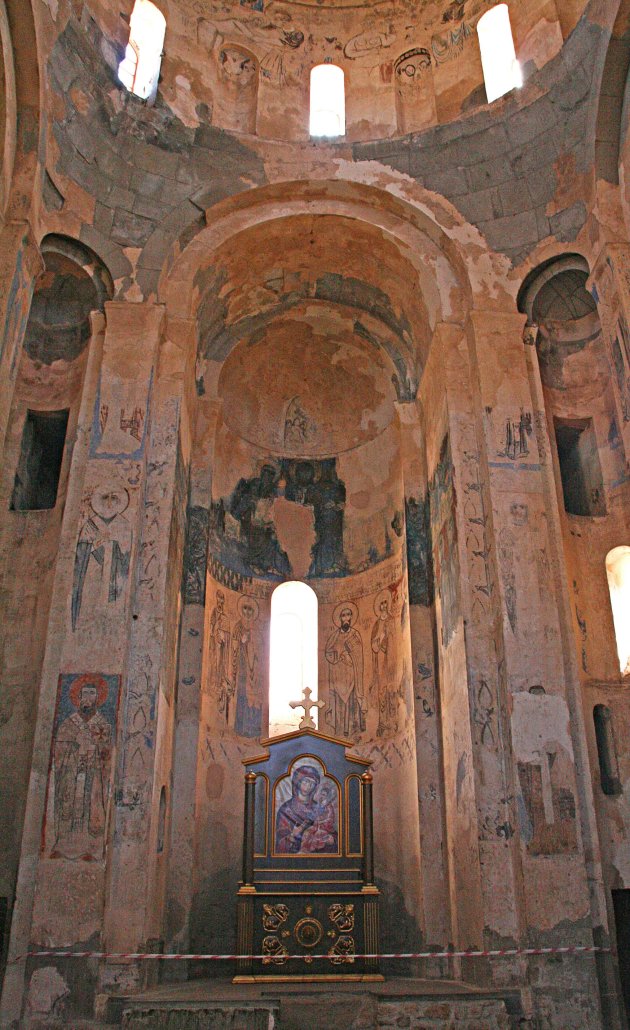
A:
<box><xmin>187</xmin><ymin>209</ymin><xmax>429</xmax><ymax>959</ymax></box>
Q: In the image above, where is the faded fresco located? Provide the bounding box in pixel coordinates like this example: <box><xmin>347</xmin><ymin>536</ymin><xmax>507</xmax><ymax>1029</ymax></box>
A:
<box><xmin>512</xmin><ymin>692</ymin><xmax>578</xmax><ymax>857</ymax></box>
<box><xmin>44</xmin><ymin>673</ymin><xmax>121</xmax><ymax>861</ymax></box>
<box><xmin>1</xmin><ymin>247</ymin><xmax>33</xmax><ymax>373</ymax></box>
<box><xmin>231</xmin><ymin>595</ymin><xmax>263</xmax><ymax>738</ymax></box>
<box><xmin>316</xmin><ymin>557</ymin><xmax>412</xmax><ymax>747</ymax></box>
<box><xmin>274</xmin><ymin>758</ymin><xmax>339</xmax><ymax>855</ymax></box>
<box><xmin>405</xmin><ymin>494</ymin><xmax>434</xmax><ymax>606</ymax></box>
<box><xmin>209</xmin><ymin>458</ymin><xmax>348</xmax><ymax>580</ymax></box>
<box><xmin>371</xmin><ymin>590</ymin><xmax>399</xmax><ymax>735</ymax></box>
<box><xmin>325</xmin><ymin>601</ymin><xmax>366</xmax><ymax>739</ymax></box>
<box><xmin>91</xmin><ymin>368</ymin><xmax>151</xmax><ymax>460</ymax></box>
<box><xmin>206</xmin><ymin>581</ymin><xmax>268</xmax><ymax>740</ymax></box>
<box><xmin>71</xmin><ymin>483</ymin><xmax>133</xmax><ymax>630</ymax></box>
<box><xmin>182</xmin><ymin>506</ymin><xmax>210</xmax><ymax>605</ymax></box>
<box><xmin>429</xmin><ymin>436</ymin><xmax>460</xmax><ymax>646</ymax></box>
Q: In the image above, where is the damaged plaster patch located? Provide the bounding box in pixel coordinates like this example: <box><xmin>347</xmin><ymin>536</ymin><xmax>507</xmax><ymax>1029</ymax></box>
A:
<box><xmin>511</xmin><ymin>690</ymin><xmax>574</xmax><ymax>762</ymax></box>
<box><xmin>26</xmin><ymin>967</ymin><xmax>69</xmax><ymax>1025</ymax></box>
<box><xmin>41</xmin><ymin>0</ymin><xmax>59</xmax><ymax>22</ymax></box>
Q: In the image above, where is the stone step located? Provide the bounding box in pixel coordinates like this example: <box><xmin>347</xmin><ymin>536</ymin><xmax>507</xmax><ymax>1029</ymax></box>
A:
<box><xmin>120</xmin><ymin>996</ymin><xmax>513</xmax><ymax>1030</ymax></box>
<box><xmin>121</xmin><ymin>1004</ymin><xmax>278</xmax><ymax>1030</ymax></box>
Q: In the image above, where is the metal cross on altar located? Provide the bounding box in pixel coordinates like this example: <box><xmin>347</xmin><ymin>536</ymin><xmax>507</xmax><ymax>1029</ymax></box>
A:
<box><xmin>289</xmin><ymin>687</ymin><xmax>325</xmax><ymax>730</ymax></box>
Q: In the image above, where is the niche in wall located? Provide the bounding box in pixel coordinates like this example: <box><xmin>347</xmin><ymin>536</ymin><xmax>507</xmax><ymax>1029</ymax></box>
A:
<box><xmin>10</xmin><ymin>409</ymin><xmax>69</xmax><ymax>511</ymax></box>
<box><xmin>593</xmin><ymin>704</ymin><xmax>622</xmax><ymax>796</ymax></box>
<box><xmin>553</xmin><ymin>416</ymin><xmax>606</xmax><ymax>517</ymax></box>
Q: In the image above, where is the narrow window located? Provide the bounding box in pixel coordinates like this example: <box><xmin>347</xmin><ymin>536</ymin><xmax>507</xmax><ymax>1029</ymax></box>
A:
<box><xmin>118</xmin><ymin>0</ymin><xmax>166</xmax><ymax>101</ymax></box>
<box><xmin>593</xmin><ymin>705</ymin><xmax>622</xmax><ymax>796</ymax></box>
<box><xmin>606</xmin><ymin>546</ymin><xmax>630</xmax><ymax>676</ymax></box>
<box><xmin>269</xmin><ymin>581</ymin><xmax>318</xmax><ymax>738</ymax></box>
<box><xmin>477</xmin><ymin>4</ymin><xmax>522</xmax><ymax>103</ymax></box>
<box><xmin>309</xmin><ymin>64</ymin><xmax>345</xmax><ymax>138</ymax></box>
<box><xmin>157</xmin><ymin>786</ymin><xmax>167</xmax><ymax>853</ymax></box>
<box><xmin>10</xmin><ymin>409</ymin><xmax>69</xmax><ymax>511</ymax></box>
<box><xmin>554</xmin><ymin>417</ymin><xmax>606</xmax><ymax>517</ymax></box>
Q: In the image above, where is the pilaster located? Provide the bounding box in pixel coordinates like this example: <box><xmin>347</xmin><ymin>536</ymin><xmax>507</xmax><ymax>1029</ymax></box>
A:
<box><xmin>0</xmin><ymin>220</ymin><xmax>42</xmax><ymax>459</ymax></box>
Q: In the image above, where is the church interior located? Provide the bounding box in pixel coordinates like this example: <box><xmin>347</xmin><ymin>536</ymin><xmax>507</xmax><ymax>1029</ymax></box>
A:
<box><xmin>1</xmin><ymin>0</ymin><xmax>630</xmax><ymax>1026</ymax></box>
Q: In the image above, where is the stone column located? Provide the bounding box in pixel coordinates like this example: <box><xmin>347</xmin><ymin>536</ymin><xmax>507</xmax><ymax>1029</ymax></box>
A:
<box><xmin>0</xmin><ymin>300</ymin><xmax>194</xmax><ymax>1024</ymax></box>
<box><xmin>0</xmin><ymin>309</ymin><xmax>106</xmax><ymax>1026</ymax></box>
<box><xmin>424</xmin><ymin>321</ymin><xmax>521</xmax><ymax>972</ymax></box>
<box><xmin>0</xmin><ymin>220</ymin><xmax>42</xmax><ymax>457</ymax></box>
<box><xmin>522</xmin><ymin>319</ymin><xmax>624</xmax><ymax>1030</ymax></box>
<box><xmin>466</xmin><ymin>309</ymin><xmax>610</xmax><ymax>1025</ymax></box>
<box><xmin>163</xmin><ymin>391</ymin><xmax>218</xmax><ymax>976</ymax></box>
<box><xmin>397</xmin><ymin>400</ymin><xmax>451</xmax><ymax>954</ymax></box>
<box><xmin>100</xmin><ymin>313</ymin><xmax>195</xmax><ymax>992</ymax></box>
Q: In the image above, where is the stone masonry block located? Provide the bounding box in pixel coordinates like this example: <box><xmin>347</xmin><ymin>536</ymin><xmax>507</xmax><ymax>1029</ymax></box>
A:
<box><xmin>466</xmin><ymin>156</ymin><xmax>514</xmax><ymax>191</ymax></box>
<box><xmin>549</xmin><ymin>201</ymin><xmax>587</xmax><ymax>242</ymax></box>
<box><xmin>457</xmin><ymin>186</ymin><xmax>502</xmax><ymax>224</ymax></box>
<box><xmin>506</xmin><ymin>97</ymin><xmax>558</xmax><ymax>147</ymax></box>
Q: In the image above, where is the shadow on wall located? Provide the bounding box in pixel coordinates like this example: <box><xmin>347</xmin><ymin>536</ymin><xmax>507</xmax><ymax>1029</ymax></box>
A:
<box><xmin>188</xmin><ymin>866</ymin><xmax>239</xmax><ymax>980</ymax></box>
<box><xmin>188</xmin><ymin>869</ymin><xmax>423</xmax><ymax>981</ymax></box>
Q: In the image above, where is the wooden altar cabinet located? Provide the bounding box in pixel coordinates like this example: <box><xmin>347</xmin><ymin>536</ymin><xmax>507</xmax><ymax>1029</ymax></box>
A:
<box><xmin>234</xmin><ymin>727</ymin><xmax>382</xmax><ymax>981</ymax></box>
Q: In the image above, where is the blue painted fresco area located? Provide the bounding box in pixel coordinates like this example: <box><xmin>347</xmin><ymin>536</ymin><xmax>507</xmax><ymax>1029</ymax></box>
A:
<box><xmin>429</xmin><ymin>436</ymin><xmax>460</xmax><ymax>645</ymax></box>
<box><xmin>208</xmin><ymin>458</ymin><xmax>350</xmax><ymax>581</ymax></box>
<box><xmin>54</xmin><ymin>672</ymin><xmax>120</xmax><ymax>735</ymax></box>
<box><xmin>405</xmin><ymin>494</ymin><xmax>433</xmax><ymax>607</ymax></box>
<box><xmin>89</xmin><ymin>369</ymin><xmax>152</xmax><ymax>460</ymax></box>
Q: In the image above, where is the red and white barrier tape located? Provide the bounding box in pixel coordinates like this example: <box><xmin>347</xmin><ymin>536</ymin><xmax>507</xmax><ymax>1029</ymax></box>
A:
<box><xmin>19</xmin><ymin>946</ymin><xmax>612</xmax><ymax>962</ymax></box>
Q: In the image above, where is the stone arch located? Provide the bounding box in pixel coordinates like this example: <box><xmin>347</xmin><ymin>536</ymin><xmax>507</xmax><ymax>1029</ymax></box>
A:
<box><xmin>517</xmin><ymin>252</ymin><xmax>592</xmax><ymax>324</ymax></box>
<box><xmin>3</xmin><ymin>0</ymin><xmax>40</xmax><ymax>220</ymax></box>
<box><xmin>159</xmin><ymin>178</ymin><xmax>481</xmax><ymax>395</ymax></box>
<box><xmin>594</xmin><ymin>0</ymin><xmax>630</xmax><ymax>186</ymax></box>
<box><xmin>23</xmin><ymin>235</ymin><xmax>113</xmax><ymax>366</ymax></box>
<box><xmin>0</xmin><ymin>0</ymin><xmax>17</xmax><ymax>220</ymax></box>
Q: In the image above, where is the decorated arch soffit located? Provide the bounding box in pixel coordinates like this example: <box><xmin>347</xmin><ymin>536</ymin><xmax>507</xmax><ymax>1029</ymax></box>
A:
<box><xmin>159</xmin><ymin>177</ymin><xmax>517</xmax><ymax>401</ymax></box>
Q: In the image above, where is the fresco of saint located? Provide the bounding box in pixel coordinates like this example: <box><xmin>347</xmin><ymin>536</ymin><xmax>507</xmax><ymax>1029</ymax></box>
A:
<box><xmin>47</xmin><ymin>673</ymin><xmax>118</xmax><ymax>861</ymax></box>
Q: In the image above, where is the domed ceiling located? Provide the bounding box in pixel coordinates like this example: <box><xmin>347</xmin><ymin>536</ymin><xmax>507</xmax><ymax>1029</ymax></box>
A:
<box><xmin>148</xmin><ymin>0</ymin><xmax>587</xmax><ymax>140</ymax></box>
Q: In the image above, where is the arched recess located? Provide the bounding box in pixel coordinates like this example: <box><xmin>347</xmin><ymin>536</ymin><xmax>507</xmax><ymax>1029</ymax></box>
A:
<box><xmin>0</xmin><ymin>232</ymin><xmax>112</xmax><ymax>987</ymax></box>
<box><xmin>158</xmin><ymin>179</ymin><xmax>474</xmax><ymax>324</ymax></box>
<box><xmin>518</xmin><ymin>252</ymin><xmax>627</xmax><ymax>680</ymax></box>
<box><xmin>175</xmin><ymin>179</ymin><xmax>484</xmax><ymax>962</ymax></box>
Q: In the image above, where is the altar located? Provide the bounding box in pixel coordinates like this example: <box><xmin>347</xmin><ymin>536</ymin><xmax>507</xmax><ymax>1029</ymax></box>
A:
<box><xmin>234</xmin><ymin>707</ymin><xmax>382</xmax><ymax>982</ymax></box>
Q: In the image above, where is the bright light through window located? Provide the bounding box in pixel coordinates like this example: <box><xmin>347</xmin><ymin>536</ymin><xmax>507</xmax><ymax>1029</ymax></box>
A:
<box><xmin>310</xmin><ymin>64</ymin><xmax>345</xmax><ymax>138</ymax></box>
<box><xmin>269</xmin><ymin>582</ymin><xmax>319</xmax><ymax>738</ymax></box>
<box><xmin>118</xmin><ymin>0</ymin><xmax>166</xmax><ymax>101</ymax></box>
<box><xmin>477</xmin><ymin>4</ymin><xmax>522</xmax><ymax>104</ymax></box>
<box><xmin>606</xmin><ymin>546</ymin><xmax>630</xmax><ymax>676</ymax></box>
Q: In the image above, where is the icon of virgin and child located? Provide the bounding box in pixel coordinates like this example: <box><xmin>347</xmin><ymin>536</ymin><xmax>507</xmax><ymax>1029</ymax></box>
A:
<box><xmin>275</xmin><ymin>762</ymin><xmax>338</xmax><ymax>854</ymax></box>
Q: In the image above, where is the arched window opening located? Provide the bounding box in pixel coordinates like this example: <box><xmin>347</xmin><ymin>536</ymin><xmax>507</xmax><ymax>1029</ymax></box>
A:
<box><xmin>606</xmin><ymin>546</ymin><xmax>630</xmax><ymax>676</ymax></box>
<box><xmin>269</xmin><ymin>582</ymin><xmax>318</xmax><ymax>738</ymax></box>
<box><xmin>309</xmin><ymin>64</ymin><xmax>345</xmax><ymax>138</ymax></box>
<box><xmin>593</xmin><ymin>705</ymin><xmax>622</xmax><ymax>796</ymax></box>
<box><xmin>477</xmin><ymin>5</ymin><xmax>522</xmax><ymax>104</ymax></box>
<box><xmin>118</xmin><ymin>0</ymin><xmax>166</xmax><ymax>101</ymax></box>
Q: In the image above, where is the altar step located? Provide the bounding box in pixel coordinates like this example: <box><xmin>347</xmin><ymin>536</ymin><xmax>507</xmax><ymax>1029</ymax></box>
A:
<box><xmin>108</xmin><ymin>978</ymin><xmax>527</xmax><ymax>1030</ymax></box>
